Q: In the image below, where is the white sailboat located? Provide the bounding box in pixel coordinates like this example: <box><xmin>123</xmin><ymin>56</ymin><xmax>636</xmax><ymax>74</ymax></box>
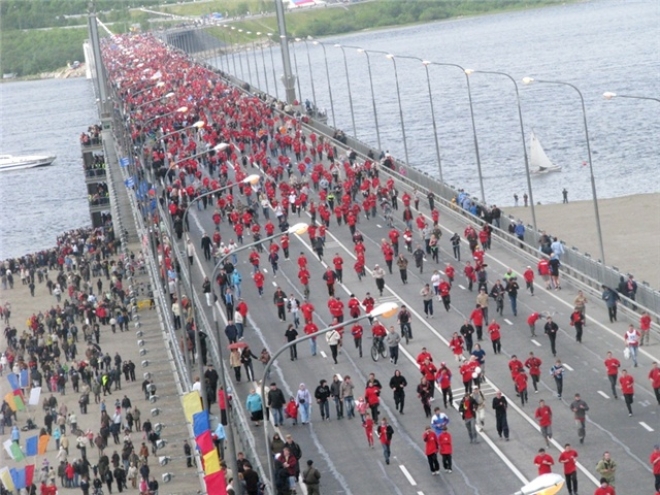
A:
<box><xmin>529</xmin><ymin>131</ymin><xmax>562</xmax><ymax>175</ymax></box>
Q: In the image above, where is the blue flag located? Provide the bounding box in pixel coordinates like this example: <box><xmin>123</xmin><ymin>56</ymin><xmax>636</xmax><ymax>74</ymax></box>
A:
<box><xmin>7</xmin><ymin>374</ymin><xmax>19</xmax><ymax>391</ymax></box>
<box><xmin>119</xmin><ymin>157</ymin><xmax>130</xmax><ymax>167</ymax></box>
<box><xmin>10</xmin><ymin>467</ymin><xmax>26</xmax><ymax>490</ymax></box>
<box><xmin>25</xmin><ymin>436</ymin><xmax>38</xmax><ymax>457</ymax></box>
<box><xmin>192</xmin><ymin>410</ymin><xmax>210</xmax><ymax>438</ymax></box>
<box><xmin>124</xmin><ymin>176</ymin><xmax>135</xmax><ymax>188</ymax></box>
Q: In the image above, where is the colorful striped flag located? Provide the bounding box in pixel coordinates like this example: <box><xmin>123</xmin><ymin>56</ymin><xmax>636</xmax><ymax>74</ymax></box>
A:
<box><xmin>192</xmin><ymin>411</ymin><xmax>210</xmax><ymax>438</ymax></box>
<box><xmin>202</xmin><ymin>449</ymin><xmax>220</xmax><ymax>476</ymax></box>
<box><xmin>203</xmin><ymin>471</ymin><xmax>226</xmax><ymax>494</ymax></box>
<box><xmin>182</xmin><ymin>391</ymin><xmax>202</xmax><ymax>422</ymax></box>
<box><xmin>195</xmin><ymin>430</ymin><xmax>214</xmax><ymax>455</ymax></box>
<box><xmin>0</xmin><ymin>467</ymin><xmax>15</xmax><ymax>492</ymax></box>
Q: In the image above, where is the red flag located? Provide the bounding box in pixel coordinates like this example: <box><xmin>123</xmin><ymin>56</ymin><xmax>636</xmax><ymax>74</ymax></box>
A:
<box><xmin>195</xmin><ymin>430</ymin><xmax>214</xmax><ymax>455</ymax></box>
<box><xmin>25</xmin><ymin>465</ymin><xmax>35</xmax><ymax>487</ymax></box>
<box><xmin>204</xmin><ymin>471</ymin><xmax>226</xmax><ymax>494</ymax></box>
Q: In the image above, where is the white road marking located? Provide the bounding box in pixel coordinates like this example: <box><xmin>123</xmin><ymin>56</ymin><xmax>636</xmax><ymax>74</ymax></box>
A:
<box><xmin>376</xmin><ymin>224</ymin><xmax>382</xmax><ymax>228</ymax></box>
<box><xmin>531</xmin><ymin>339</ymin><xmax>542</xmax><ymax>347</ymax></box>
<box><xmin>640</xmin><ymin>421</ymin><xmax>654</xmax><ymax>432</ymax></box>
<box><xmin>417</xmin><ymin>492</ymin><xmax>425</xmax><ymax>495</ymax></box>
<box><xmin>504</xmin><ymin>318</ymin><xmax>513</xmax><ymax>325</ymax></box>
<box><xmin>320</xmin><ymin>351</ymin><xmax>327</xmax><ymax>359</ymax></box>
<box><xmin>399</xmin><ymin>465</ymin><xmax>417</xmax><ymax>486</ymax></box>
<box><xmin>458</xmin><ymin>284</ymin><xmax>466</xmax><ymax>290</ymax></box>
<box><xmin>598</xmin><ymin>390</ymin><xmax>610</xmax><ymax>399</ymax></box>
<box><xmin>272</xmin><ymin>281</ymin><xmax>277</xmax><ymax>287</ymax></box>
<box><xmin>563</xmin><ymin>363</ymin><xmax>574</xmax><ymax>371</ymax></box>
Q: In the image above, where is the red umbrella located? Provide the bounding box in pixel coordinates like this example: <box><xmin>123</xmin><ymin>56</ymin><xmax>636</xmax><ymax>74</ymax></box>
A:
<box><xmin>228</xmin><ymin>342</ymin><xmax>248</xmax><ymax>350</ymax></box>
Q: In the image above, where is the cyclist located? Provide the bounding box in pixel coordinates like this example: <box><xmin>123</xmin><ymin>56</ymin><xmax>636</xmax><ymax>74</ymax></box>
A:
<box><xmin>372</xmin><ymin>320</ymin><xmax>387</xmax><ymax>352</ymax></box>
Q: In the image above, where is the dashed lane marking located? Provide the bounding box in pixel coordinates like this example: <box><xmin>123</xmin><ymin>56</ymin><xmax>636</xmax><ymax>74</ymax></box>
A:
<box><xmin>598</xmin><ymin>391</ymin><xmax>610</xmax><ymax>399</ymax></box>
<box><xmin>531</xmin><ymin>339</ymin><xmax>542</xmax><ymax>347</ymax></box>
<box><xmin>563</xmin><ymin>363</ymin><xmax>574</xmax><ymax>371</ymax></box>
<box><xmin>504</xmin><ymin>318</ymin><xmax>513</xmax><ymax>325</ymax></box>
<box><xmin>398</xmin><ymin>465</ymin><xmax>417</xmax><ymax>486</ymax></box>
<box><xmin>640</xmin><ymin>422</ymin><xmax>654</xmax><ymax>432</ymax></box>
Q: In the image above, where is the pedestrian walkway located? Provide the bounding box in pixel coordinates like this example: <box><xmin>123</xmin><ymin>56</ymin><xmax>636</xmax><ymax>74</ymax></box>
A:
<box><xmin>0</xmin><ymin>241</ymin><xmax>200</xmax><ymax>495</ymax></box>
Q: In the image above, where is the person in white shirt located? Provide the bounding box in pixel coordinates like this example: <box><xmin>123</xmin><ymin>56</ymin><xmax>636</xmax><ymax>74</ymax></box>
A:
<box><xmin>624</xmin><ymin>325</ymin><xmax>641</xmax><ymax>367</ymax></box>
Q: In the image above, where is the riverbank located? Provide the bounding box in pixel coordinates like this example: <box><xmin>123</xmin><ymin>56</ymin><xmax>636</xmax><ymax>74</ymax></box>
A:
<box><xmin>1</xmin><ymin>65</ymin><xmax>86</xmax><ymax>83</ymax></box>
<box><xmin>506</xmin><ymin>192</ymin><xmax>660</xmax><ymax>289</ymax></box>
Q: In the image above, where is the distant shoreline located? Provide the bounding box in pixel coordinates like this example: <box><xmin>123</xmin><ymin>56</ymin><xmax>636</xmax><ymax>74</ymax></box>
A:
<box><xmin>506</xmin><ymin>192</ymin><xmax>660</xmax><ymax>289</ymax></box>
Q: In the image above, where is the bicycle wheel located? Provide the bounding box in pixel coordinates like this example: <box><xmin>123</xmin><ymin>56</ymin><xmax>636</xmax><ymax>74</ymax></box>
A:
<box><xmin>379</xmin><ymin>342</ymin><xmax>388</xmax><ymax>359</ymax></box>
<box><xmin>371</xmin><ymin>344</ymin><xmax>380</xmax><ymax>361</ymax></box>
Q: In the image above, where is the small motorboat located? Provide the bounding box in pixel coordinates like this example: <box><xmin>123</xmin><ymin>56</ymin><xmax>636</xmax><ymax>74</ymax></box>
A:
<box><xmin>0</xmin><ymin>154</ymin><xmax>56</xmax><ymax>171</ymax></box>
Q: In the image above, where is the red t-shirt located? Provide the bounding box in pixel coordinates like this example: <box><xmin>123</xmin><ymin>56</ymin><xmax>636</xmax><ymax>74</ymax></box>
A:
<box><xmin>650</xmin><ymin>450</ymin><xmax>660</xmax><ymax>475</ymax></box>
<box><xmin>535</xmin><ymin>406</ymin><xmax>552</xmax><ymax>427</ymax></box>
<box><xmin>604</xmin><ymin>358</ymin><xmax>620</xmax><ymax>376</ymax></box>
<box><xmin>558</xmin><ymin>449</ymin><xmax>578</xmax><ymax>474</ymax></box>
<box><xmin>534</xmin><ymin>453</ymin><xmax>554</xmax><ymax>475</ymax></box>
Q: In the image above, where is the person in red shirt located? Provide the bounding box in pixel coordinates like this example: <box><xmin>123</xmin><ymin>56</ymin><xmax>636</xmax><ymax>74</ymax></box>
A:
<box><xmin>527</xmin><ymin>311</ymin><xmax>541</xmax><ymax>337</ymax></box>
<box><xmin>508</xmin><ymin>355</ymin><xmax>524</xmax><ymax>379</ymax></box>
<box><xmin>323</xmin><ymin>268</ymin><xmax>336</xmax><ymax>297</ymax></box>
<box><xmin>436</xmin><ymin>364</ymin><xmax>453</xmax><ymax>408</ymax></box>
<box><xmin>523</xmin><ymin>265</ymin><xmax>535</xmax><ymax>295</ymax></box>
<box><xmin>535</xmin><ymin>399</ymin><xmax>553</xmax><ymax>446</ymax></box>
<box><xmin>594</xmin><ymin>478</ymin><xmax>616</xmax><ymax>495</ymax></box>
<box><xmin>525</xmin><ymin>352</ymin><xmax>542</xmax><ymax>393</ymax></box>
<box><xmin>469</xmin><ymin>304</ymin><xmax>484</xmax><ymax>341</ymax></box>
<box><xmin>438</xmin><ymin>425</ymin><xmax>453</xmax><ymax>473</ymax></box>
<box><xmin>332</xmin><ymin>254</ymin><xmax>344</xmax><ymax>283</ymax></box>
<box><xmin>464</xmin><ymin>261</ymin><xmax>476</xmax><ymax>292</ymax></box>
<box><xmin>604</xmin><ymin>351</ymin><xmax>620</xmax><ymax>399</ymax></box>
<box><xmin>422</xmin><ymin>425</ymin><xmax>440</xmax><ymax>475</ymax></box>
<box><xmin>363</xmin><ymin>412</ymin><xmax>374</xmax><ymax>447</ymax></box>
<box><xmin>445</xmin><ymin>263</ymin><xmax>455</xmax><ymax>285</ymax></box>
<box><xmin>351</xmin><ymin>323</ymin><xmax>363</xmax><ymax>358</ymax></box>
<box><xmin>459</xmin><ymin>359</ymin><xmax>477</xmax><ymax>396</ymax></box>
<box><xmin>280</xmin><ymin>234</ymin><xmax>290</xmax><ymax>260</ymax></box>
<box><xmin>558</xmin><ymin>443</ymin><xmax>579</xmax><ymax>495</ymax></box>
<box><xmin>514</xmin><ymin>370</ymin><xmax>529</xmax><ymax>406</ymax></box>
<box><xmin>378</xmin><ymin>418</ymin><xmax>394</xmax><ymax>465</ymax></box>
<box><xmin>650</xmin><ymin>362</ymin><xmax>660</xmax><ymax>406</ymax></box>
<box><xmin>388</xmin><ymin>228</ymin><xmax>400</xmax><ymax>257</ymax></box>
<box><xmin>304</xmin><ymin>321</ymin><xmax>319</xmax><ymax>356</ymax></box>
<box><xmin>298</xmin><ymin>268</ymin><xmax>310</xmax><ymax>297</ymax></box>
<box><xmin>650</xmin><ymin>444</ymin><xmax>660</xmax><ymax>492</ymax></box>
<box><xmin>416</xmin><ymin>347</ymin><xmax>433</xmax><ymax>366</ymax></box>
<box><xmin>249</xmin><ymin>249</ymin><xmax>260</xmax><ymax>274</ymax></box>
<box><xmin>487</xmin><ymin>319</ymin><xmax>501</xmax><ymax>354</ymax></box>
<box><xmin>641</xmin><ymin>311</ymin><xmax>652</xmax><ymax>346</ymax></box>
<box><xmin>253</xmin><ymin>271</ymin><xmax>265</xmax><ymax>296</ymax></box>
<box><xmin>438</xmin><ymin>279</ymin><xmax>451</xmax><ymax>311</ymax></box>
<box><xmin>362</xmin><ymin>293</ymin><xmax>375</xmax><ymax>323</ymax></box>
<box><xmin>619</xmin><ymin>369</ymin><xmax>635</xmax><ymax>416</ymax></box>
<box><xmin>534</xmin><ymin>448</ymin><xmax>554</xmax><ymax>475</ymax></box>
<box><xmin>448</xmin><ymin>332</ymin><xmax>465</xmax><ymax>362</ymax></box>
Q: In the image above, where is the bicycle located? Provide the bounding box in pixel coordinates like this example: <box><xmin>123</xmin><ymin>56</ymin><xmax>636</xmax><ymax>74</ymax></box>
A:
<box><xmin>400</xmin><ymin>323</ymin><xmax>411</xmax><ymax>345</ymax></box>
<box><xmin>371</xmin><ymin>337</ymin><xmax>388</xmax><ymax>361</ymax></box>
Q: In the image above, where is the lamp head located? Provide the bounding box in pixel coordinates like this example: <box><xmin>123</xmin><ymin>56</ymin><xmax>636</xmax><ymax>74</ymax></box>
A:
<box><xmin>357</xmin><ymin>48</ymin><xmax>365</xmax><ymax>54</ymax></box>
<box><xmin>176</xmin><ymin>106</ymin><xmax>188</xmax><ymax>113</ymax></box>
<box><xmin>518</xmin><ymin>473</ymin><xmax>565</xmax><ymax>495</ymax></box>
<box><xmin>257</xmin><ymin>32</ymin><xmax>262</xmax><ymax>35</ymax></box>
<box><xmin>522</xmin><ymin>77</ymin><xmax>535</xmax><ymax>85</ymax></box>
<box><xmin>603</xmin><ymin>91</ymin><xmax>617</xmax><ymax>99</ymax></box>
<box><xmin>313</xmin><ymin>41</ymin><xmax>319</xmax><ymax>45</ymax></box>
<box><xmin>385</xmin><ymin>54</ymin><xmax>394</xmax><ymax>60</ymax></box>
<box><xmin>464</xmin><ymin>68</ymin><xmax>474</xmax><ymax>75</ymax></box>
<box><xmin>295</xmin><ymin>37</ymin><xmax>301</xmax><ymax>41</ymax></box>
<box><xmin>422</xmin><ymin>60</ymin><xmax>431</xmax><ymax>66</ymax></box>
<box><xmin>334</xmin><ymin>44</ymin><xmax>341</xmax><ymax>48</ymax></box>
<box><xmin>242</xmin><ymin>174</ymin><xmax>261</xmax><ymax>185</ymax></box>
<box><xmin>155</xmin><ymin>81</ymin><xmax>165</xmax><ymax>87</ymax></box>
<box><xmin>213</xmin><ymin>142</ymin><xmax>230</xmax><ymax>152</ymax></box>
<box><xmin>164</xmin><ymin>92</ymin><xmax>175</xmax><ymax>99</ymax></box>
<box><xmin>192</xmin><ymin>120</ymin><xmax>205</xmax><ymax>128</ymax></box>
<box><xmin>370</xmin><ymin>302</ymin><xmax>399</xmax><ymax>318</ymax></box>
<box><xmin>288</xmin><ymin>223</ymin><xmax>309</xmax><ymax>235</ymax></box>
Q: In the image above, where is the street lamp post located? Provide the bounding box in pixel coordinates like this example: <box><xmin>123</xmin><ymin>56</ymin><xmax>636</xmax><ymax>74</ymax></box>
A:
<box><xmin>523</xmin><ymin>77</ymin><xmax>605</xmax><ymax>264</ymax></box>
<box><xmin>256</xmin><ymin>33</ymin><xmax>270</xmax><ymax>95</ymax></box>
<box><xmin>603</xmin><ymin>91</ymin><xmax>660</xmax><ymax>103</ymax></box>
<box><xmin>313</xmin><ymin>41</ymin><xmax>336</xmax><ymax>127</ymax></box>
<box><xmin>266</xmin><ymin>33</ymin><xmax>280</xmax><ymax>100</ymax></box>
<box><xmin>250</xmin><ymin>37</ymin><xmax>262</xmax><ymax>89</ymax></box>
<box><xmin>210</xmin><ymin>222</ymin><xmax>308</xmax><ymax>495</ymax></box>
<box><xmin>136</xmin><ymin>91</ymin><xmax>174</xmax><ymax>109</ymax></box>
<box><xmin>355</xmin><ymin>48</ymin><xmax>382</xmax><ymax>151</ymax></box>
<box><xmin>225</xmin><ymin>27</ymin><xmax>239</xmax><ymax>77</ymax></box>
<box><xmin>299</xmin><ymin>38</ymin><xmax>317</xmax><ymax>111</ymax></box>
<box><xmin>260</xmin><ymin>302</ymin><xmax>399</xmax><ymax>491</ymax></box>
<box><xmin>143</xmin><ymin>106</ymin><xmax>189</xmax><ymax>128</ymax></box>
<box><xmin>396</xmin><ymin>55</ymin><xmax>444</xmax><ymax>183</ymax></box>
<box><xmin>335</xmin><ymin>44</ymin><xmax>356</xmax><ymax>136</ymax></box>
<box><xmin>385</xmin><ymin>53</ymin><xmax>410</xmax><ymax>167</ymax></box>
<box><xmin>289</xmin><ymin>38</ymin><xmax>303</xmax><ymax>103</ymax></box>
<box><xmin>427</xmin><ymin>61</ymin><xmax>485</xmax><ymax>203</ymax></box>
<box><xmin>467</xmin><ymin>69</ymin><xmax>536</xmax><ymax>230</ymax></box>
<box><xmin>236</xmin><ymin>29</ymin><xmax>246</xmax><ymax>80</ymax></box>
<box><xmin>244</xmin><ymin>31</ymin><xmax>254</xmax><ymax>86</ymax></box>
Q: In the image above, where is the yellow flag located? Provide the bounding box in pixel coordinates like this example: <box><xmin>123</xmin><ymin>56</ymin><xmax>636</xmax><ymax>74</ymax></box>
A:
<box><xmin>203</xmin><ymin>450</ymin><xmax>220</xmax><ymax>475</ymax></box>
<box><xmin>0</xmin><ymin>467</ymin><xmax>15</xmax><ymax>492</ymax></box>
<box><xmin>38</xmin><ymin>434</ymin><xmax>51</xmax><ymax>455</ymax></box>
<box><xmin>181</xmin><ymin>391</ymin><xmax>202</xmax><ymax>423</ymax></box>
<box><xmin>3</xmin><ymin>393</ymin><xmax>16</xmax><ymax>412</ymax></box>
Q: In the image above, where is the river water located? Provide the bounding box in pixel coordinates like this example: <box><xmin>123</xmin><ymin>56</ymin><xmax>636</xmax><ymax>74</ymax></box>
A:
<box><xmin>216</xmin><ymin>0</ymin><xmax>659</xmax><ymax>204</ymax></box>
<box><xmin>0</xmin><ymin>0</ymin><xmax>658</xmax><ymax>259</ymax></box>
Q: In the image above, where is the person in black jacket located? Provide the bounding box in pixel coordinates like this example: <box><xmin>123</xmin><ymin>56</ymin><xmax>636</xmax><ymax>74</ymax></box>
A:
<box><xmin>267</xmin><ymin>383</ymin><xmax>286</xmax><ymax>427</ymax></box>
<box><xmin>389</xmin><ymin>370</ymin><xmax>407</xmax><ymax>414</ymax></box>
<box><xmin>314</xmin><ymin>380</ymin><xmax>331</xmax><ymax>421</ymax></box>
